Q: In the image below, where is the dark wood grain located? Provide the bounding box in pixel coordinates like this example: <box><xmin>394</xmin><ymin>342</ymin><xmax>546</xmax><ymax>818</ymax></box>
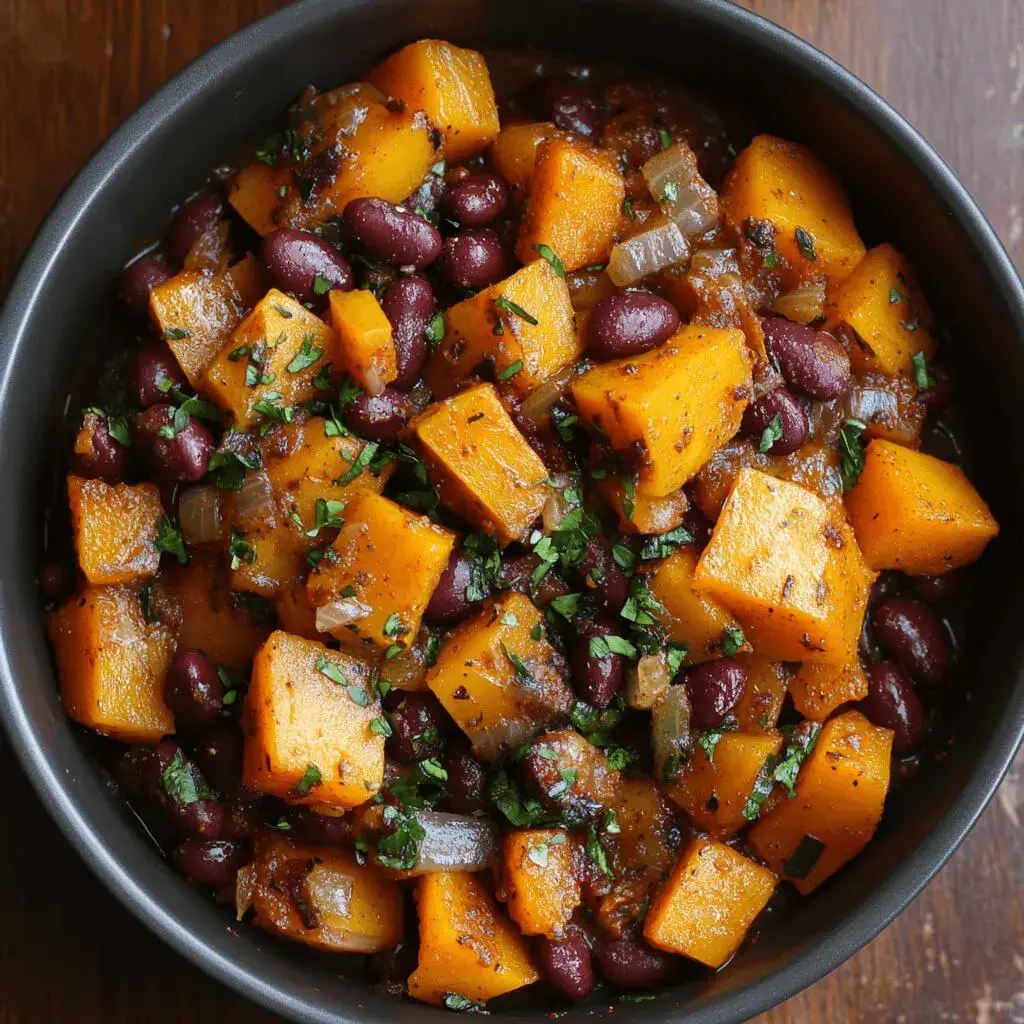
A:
<box><xmin>1</xmin><ymin>2</ymin><xmax>1021</xmax><ymax>1022</ymax></box>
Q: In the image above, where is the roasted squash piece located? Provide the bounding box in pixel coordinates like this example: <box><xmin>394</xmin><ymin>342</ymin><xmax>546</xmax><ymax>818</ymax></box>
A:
<box><xmin>845</xmin><ymin>439</ymin><xmax>999</xmax><ymax>575</ymax></box>
<box><xmin>306</xmin><ymin>491</ymin><xmax>455</xmax><ymax>651</ymax></box>
<box><xmin>490</xmin><ymin>121</ymin><xmax>563</xmax><ymax>194</ymax></box>
<box><xmin>67</xmin><ymin>475</ymin><xmax>163</xmax><ymax>585</ymax></box>
<box><xmin>694</xmin><ymin>469</ymin><xmax>875</xmax><ymax>663</ymax></box>
<box><xmin>242</xmin><ymin>630</ymin><xmax>385</xmax><ymax>808</ymax></box>
<box><xmin>516</xmin><ymin>138</ymin><xmax>625</xmax><ymax>273</ymax></box>
<box><xmin>227</xmin><ymin>163</ymin><xmax>291</xmax><ymax>237</ymax></box>
<box><xmin>368</xmin><ymin>39</ymin><xmax>500</xmax><ymax>162</ymax></box>
<box><xmin>410</xmin><ymin>383</ymin><xmax>550</xmax><ymax>546</ymax></box>
<box><xmin>426</xmin><ymin>593</ymin><xmax>573</xmax><ymax>761</ymax></box>
<box><xmin>526</xmin><ymin>729</ymin><xmax>620</xmax><ymax>813</ymax></box>
<box><xmin>749</xmin><ymin>710</ymin><xmax>893</xmax><ymax>894</ymax></box>
<box><xmin>203</xmin><ymin>289</ymin><xmax>336</xmax><ymax>429</ymax></box>
<box><xmin>409</xmin><ymin>870</ymin><xmax>539</xmax><ymax>1006</ymax></box>
<box><xmin>732</xmin><ymin>654</ymin><xmax>791</xmax><ymax>732</ymax></box>
<box><xmin>571</xmin><ymin>326</ymin><xmax>753</xmax><ymax>497</ymax></box>
<box><xmin>237</xmin><ymin>836</ymin><xmax>404</xmax><ymax>953</ymax></box>
<box><xmin>228</xmin><ymin>521</ymin><xmax>305</xmax><ymax>598</ymax></box>
<box><xmin>328</xmin><ymin>288</ymin><xmax>397</xmax><ymax>395</ymax></box>
<box><xmin>48</xmin><ymin>585</ymin><xmax>175</xmax><ymax>743</ymax></box>
<box><xmin>598</xmin><ymin>477</ymin><xmax>688</xmax><ymax>535</ymax></box>
<box><xmin>502</xmin><ymin>829</ymin><xmax>580</xmax><ymax>938</ymax></box>
<box><xmin>643</xmin><ymin>838</ymin><xmax>776</xmax><ymax>968</ymax></box>
<box><xmin>826</xmin><ymin>243</ymin><xmax>936</xmax><ymax>376</ymax></box>
<box><xmin>724</xmin><ymin>134</ymin><xmax>866</xmax><ymax>290</ymax></box>
<box><xmin>273</xmin><ymin>583</ymin><xmax>322</xmax><ymax>643</ymax></box>
<box><xmin>788</xmin><ymin>661</ymin><xmax>868</xmax><ymax>721</ymax></box>
<box><xmin>426</xmin><ymin>260</ymin><xmax>578</xmax><ymax>398</ymax></box>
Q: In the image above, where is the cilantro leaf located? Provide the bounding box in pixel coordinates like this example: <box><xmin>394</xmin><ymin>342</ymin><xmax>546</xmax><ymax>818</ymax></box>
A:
<box><xmin>155</xmin><ymin>516</ymin><xmax>189</xmax><ymax>564</ymax></box>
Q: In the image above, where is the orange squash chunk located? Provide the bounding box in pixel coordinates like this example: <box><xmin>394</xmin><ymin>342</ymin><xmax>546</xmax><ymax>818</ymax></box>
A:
<box><xmin>571</xmin><ymin>326</ymin><xmax>753</xmax><ymax>497</ymax></box>
<box><xmin>789</xmin><ymin>661</ymin><xmax>869</xmax><ymax>721</ymax></box>
<box><xmin>491</xmin><ymin>121</ymin><xmax>563</xmax><ymax>194</ymax></box>
<box><xmin>228</xmin><ymin>521</ymin><xmax>304</xmax><ymax>598</ymax></box>
<box><xmin>644</xmin><ymin>838</ymin><xmax>776</xmax><ymax>968</ymax></box>
<box><xmin>410</xmin><ymin>383</ymin><xmax>550</xmax><ymax>546</ymax></box>
<box><xmin>328</xmin><ymin>289</ymin><xmax>397</xmax><ymax>395</ymax></box>
<box><xmin>242</xmin><ymin>630</ymin><xmax>384</xmax><ymax>808</ymax></box>
<box><xmin>48</xmin><ymin>585</ymin><xmax>175</xmax><ymax>743</ymax></box>
<box><xmin>846</xmin><ymin>440</ymin><xmax>999</xmax><ymax>575</ymax></box>
<box><xmin>724</xmin><ymin>134</ymin><xmax>866</xmax><ymax>290</ymax></box>
<box><xmin>694</xmin><ymin>469</ymin><xmax>876</xmax><ymax>663</ymax></box>
<box><xmin>273</xmin><ymin>583</ymin><xmax>321</xmax><ymax>643</ymax></box>
<box><xmin>409</xmin><ymin>871</ymin><xmax>538</xmax><ymax>1006</ymax></box>
<box><xmin>237</xmin><ymin>836</ymin><xmax>404</xmax><ymax>953</ymax></box>
<box><xmin>203</xmin><ymin>289</ymin><xmax>336</xmax><ymax>429</ymax></box>
<box><xmin>306</xmin><ymin>491</ymin><xmax>455</xmax><ymax>651</ymax></box>
<box><xmin>749</xmin><ymin>710</ymin><xmax>892</xmax><ymax>894</ymax></box>
<box><xmin>598</xmin><ymin>477</ymin><xmax>688</xmax><ymax>535</ymax></box>
<box><xmin>426</xmin><ymin>260</ymin><xmax>578</xmax><ymax>398</ymax></box>
<box><xmin>67</xmin><ymin>475</ymin><xmax>163</xmax><ymax>585</ymax></box>
<box><xmin>227</xmin><ymin>163</ymin><xmax>291</xmax><ymax>237</ymax></box>
<box><xmin>826</xmin><ymin>243</ymin><xmax>936</xmax><ymax>376</ymax></box>
<box><xmin>368</xmin><ymin>40</ymin><xmax>500</xmax><ymax>162</ymax></box>
<box><xmin>426</xmin><ymin>593</ymin><xmax>573</xmax><ymax>761</ymax></box>
<box><xmin>502</xmin><ymin>829</ymin><xmax>580</xmax><ymax>938</ymax></box>
<box><xmin>732</xmin><ymin>654</ymin><xmax>791</xmax><ymax>732</ymax></box>
<box><xmin>516</xmin><ymin>138</ymin><xmax>625</xmax><ymax>273</ymax></box>
<box><xmin>667</xmin><ymin>730</ymin><xmax>783</xmax><ymax>839</ymax></box>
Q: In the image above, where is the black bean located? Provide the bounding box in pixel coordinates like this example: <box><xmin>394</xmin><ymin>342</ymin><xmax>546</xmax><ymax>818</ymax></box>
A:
<box><xmin>537</xmin><ymin>77</ymin><xmax>601</xmax><ymax>136</ymax></box>
<box><xmin>260</xmin><ymin>228</ymin><xmax>352</xmax><ymax>304</ymax></box>
<box><xmin>762</xmin><ymin>317</ymin><xmax>852</xmax><ymax>400</ymax></box>
<box><xmin>439</xmin><ymin>229</ymin><xmax>507</xmax><ymax>290</ymax></box>
<box><xmin>167</xmin><ymin>193</ymin><xmax>224</xmax><ymax>267</ymax></box>
<box><xmin>120</xmin><ymin>255</ymin><xmax>173</xmax><ymax>318</ymax></box>
<box><xmin>537</xmin><ymin>935</ymin><xmax>595</xmax><ymax>1002</ymax></box>
<box><xmin>862</xmin><ymin>660</ymin><xmax>926</xmax><ymax>754</ymax></box>
<box><xmin>172</xmin><ymin>839</ymin><xmax>249</xmax><ymax>887</ymax></box>
<box><xmin>388</xmin><ymin>692</ymin><xmax>447</xmax><ymax>763</ymax></box>
<box><xmin>578</xmin><ymin>536</ymin><xmax>629</xmax><ymax>613</ymax></box>
<box><xmin>73</xmin><ymin>412</ymin><xmax>127</xmax><ymax>483</ymax></box>
<box><xmin>342</xmin><ymin>389</ymin><xmax>410</xmax><ymax>443</ymax></box>
<box><xmin>443</xmin><ymin>173</ymin><xmax>509</xmax><ymax>227</ymax></box>
<box><xmin>587</xmin><ymin>293</ymin><xmax>680</xmax><ymax>360</ymax></box>
<box><xmin>572</xmin><ymin>615</ymin><xmax>625</xmax><ymax>707</ymax></box>
<box><xmin>165</xmin><ymin>649</ymin><xmax>224</xmax><ymax>734</ymax></box>
<box><xmin>134</xmin><ymin>403</ymin><xmax>214</xmax><ymax>483</ymax></box>
<box><xmin>684</xmin><ymin>658</ymin><xmax>747</xmax><ymax>728</ymax></box>
<box><xmin>343</xmin><ymin>197</ymin><xmax>442</xmax><ymax>268</ymax></box>
<box><xmin>425</xmin><ymin>548</ymin><xmax>478</xmax><ymax>623</ymax></box>
<box><xmin>192</xmin><ymin>723</ymin><xmax>244</xmax><ymax>799</ymax></box>
<box><xmin>741</xmin><ymin>387</ymin><xmax>808</xmax><ymax>456</ymax></box>
<box><xmin>444</xmin><ymin>740</ymin><xmax>489</xmax><ymax>816</ymax></box>
<box><xmin>134</xmin><ymin>342</ymin><xmax>186</xmax><ymax>408</ymax></box>
<box><xmin>871</xmin><ymin>596</ymin><xmax>950</xmax><ymax>685</ymax></box>
<box><xmin>595</xmin><ymin>932</ymin><xmax>678</xmax><ymax>989</ymax></box>
<box><xmin>912</xmin><ymin>571</ymin><xmax>960</xmax><ymax>604</ymax></box>
<box><xmin>381</xmin><ymin>274</ymin><xmax>435</xmax><ymax>390</ymax></box>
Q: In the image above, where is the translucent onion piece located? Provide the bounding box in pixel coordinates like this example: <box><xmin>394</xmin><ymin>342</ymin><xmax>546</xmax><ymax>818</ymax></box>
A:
<box><xmin>542</xmin><ymin>472</ymin><xmax>578</xmax><ymax>535</ymax></box>
<box><xmin>807</xmin><ymin>372</ymin><xmax>925</xmax><ymax>449</ymax></box>
<box><xmin>178</xmin><ymin>485</ymin><xmax>225</xmax><ymax>546</ymax></box>
<box><xmin>362</xmin><ymin>364</ymin><xmax>386</xmax><ymax>398</ymax></box>
<box><xmin>651</xmin><ymin>683</ymin><xmax>693</xmax><ymax>783</ymax></box>
<box><xmin>407</xmin><ymin>812</ymin><xmax>500</xmax><ymax>874</ymax></box>
<box><xmin>234</xmin><ymin>469</ymin><xmax>275</xmax><ymax>526</ymax></box>
<box><xmin>378</xmin><ymin>628</ymin><xmax>430</xmax><ymax>691</ymax></box>
<box><xmin>607</xmin><ymin>219</ymin><xmax>690</xmax><ymax>287</ymax></box>
<box><xmin>688</xmin><ymin>247</ymin><xmax>738</xmax><ymax>276</ymax></box>
<box><xmin>567</xmin><ymin>268</ymin><xmax>617</xmax><ymax>313</ymax></box>
<box><xmin>625</xmin><ymin>652</ymin><xmax>673</xmax><ymax>711</ymax></box>
<box><xmin>469</xmin><ymin>718</ymin><xmax>535</xmax><ymax>763</ymax></box>
<box><xmin>772</xmin><ymin>282</ymin><xmax>827</xmax><ymax>326</ymax></box>
<box><xmin>315</xmin><ymin>598</ymin><xmax>372</xmax><ymax>634</ymax></box>
<box><xmin>642</xmin><ymin>142</ymin><xmax>720</xmax><ymax>238</ymax></box>
<box><xmin>518</xmin><ymin>363</ymin><xmax>577</xmax><ymax>433</ymax></box>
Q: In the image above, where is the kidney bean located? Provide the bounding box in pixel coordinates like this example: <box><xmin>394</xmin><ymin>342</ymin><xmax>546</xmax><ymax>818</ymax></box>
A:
<box><xmin>192</xmin><ymin>723</ymin><xmax>243</xmax><ymax>798</ymax></box>
<box><xmin>913</xmin><ymin>571</ymin><xmax>960</xmax><ymax>604</ymax></box>
<box><xmin>596</xmin><ymin>932</ymin><xmax>678</xmax><ymax>989</ymax></box>
<box><xmin>147</xmin><ymin>741</ymin><xmax>225</xmax><ymax>838</ymax></box>
<box><xmin>872</xmin><ymin>596</ymin><xmax>951</xmax><ymax>685</ymax></box>
<box><xmin>343</xmin><ymin>197</ymin><xmax>442</xmax><ymax>268</ymax></box>
<box><xmin>684</xmin><ymin>657</ymin><xmax>747</xmax><ymax>728</ymax></box>
<box><xmin>425</xmin><ymin>548</ymin><xmax>478</xmax><ymax>623</ymax></box>
<box><xmin>381</xmin><ymin>274</ymin><xmax>435</xmax><ymax>390</ymax></box>
<box><xmin>219</xmin><ymin>799</ymin><xmax>269</xmax><ymax>840</ymax></box>
<box><xmin>741</xmin><ymin>387</ymin><xmax>808</xmax><ymax>456</ymax></box>
<box><xmin>164</xmin><ymin>649</ymin><xmax>224</xmax><ymax>734</ymax></box>
<box><xmin>260</xmin><ymin>228</ymin><xmax>352</xmax><ymax>304</ymax></box>
<box><xmin>679</xmin><ymin>506</ymin><xmax>712</xmax><ymax>549</ymax></box>
<box><xmin>403</xmin><ymin>172</ymin><xmax>446</xmax><ymax>217</ymax></box>
<box><xmin>445</xmin><ymin>740</ymin><xmax>489</xmax><ymax>816</ymax></box>
<box><xmin>388</xmin><ymin>692</ymin><xmax>448</xmax><ymax>763</ymax></box>
<box><xmin>587</xmin><ymin>293</ymin><xmax>680</xmax><ymax>360</ymax></box>
<box><xmin>342</xmin><ymin>388</ymin><xmax>410</xmax><ymax>443</ymax></box>
<box><xmin>538</xmin><ymin>935</ymin><xmax>595</xmax><ymax>1002</ymax></box>
<box><xmin>172</xmin><ymin>838</ymin><xmax>249</xmax><ymax>887</ymax></box>
<box><xmin>134</xmin><ymin>343</ymin><xmax>186</xmax><ymax>408</ymax></box>
<box><xmin>572</xmin><ymin>614</ymin><xmax>625</xmax><ymax>707</ymax></box>
<box><xmin>762</xmin><ymin>317</ymin><xmax>852</xmax><ymax>400</ymax></box>
<box><xmin>862</xmin><ymin>660</ymin><xmax>926</xmax><ymax>754</ymax></box>
<box><xmin>439</xmin><ymin>229</ymin><xmax>507</xmax><ymax>290</ymax></box>
<box><xmin>134</xmin><ymin>403</ymin><xmax>214</xmax><ymax>483</ymax></box>
<box><xmin>537</xmin><ymin>77</ymin><xmax>601</xmax><ymax>136</ymax></box>
<box><xmin>73</xmin><ymin>412</ymin><xmax>127</xmax><ymax>483</ymax></box>
<box><xmin>370</xmin><ymin>937</ymin><xmax>419</xmax><ymax>996</ymax></box>
<box><xmin>578</xmin><ymin>536</ymin><xmax>629</xmax><ymax>613</ymax></box>
<box><xmin>288</xmin><ymin>806</ymin><xmax>356</xmax><ymax>845</ymax></box>
<box><xmin>120</xmin><ymin>255</ymin><xmax>173</xmax><ymax>318</ymax></box>
<box><xmin>167</xmin><ymin>193</ymin><xmax>224</xmax><ymax>267</ymax></box>
<box><xmin>443</xmin><ymin>173</ymin><xmax>509</xmax><ymax>227</ymax></box>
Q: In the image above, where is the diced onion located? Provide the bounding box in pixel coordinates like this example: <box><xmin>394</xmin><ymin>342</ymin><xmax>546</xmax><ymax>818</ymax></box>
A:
<box><xmin>470</xmin><ymin>719</ymin><xmax>534</xmax><ymax>763</ymax></box>
<box><xmin>315</xmin><ymin>598</ymin><xmax>372</xmax><ymax>634</ymax></box>
<box><xmin>363</xmin><ymin>364</ymin><xmax>386</xmax><ymax>398</ymax></box>
<box><xmin>542</xmin><ymin>472</ymin><xmax>577</xmax><ymax>534</ymax></box>
<box><xmin>518</xmin><ymin>364</ymin><xmax>577</xmax><ymax>433</ymax></box>
<box><xmin>234</xmin><ymin>469</ymin><xmax>275</xmax><ymax>525</ymax></box>
<box><xmin>378</xmin><ymin>628</ymin><xmax>430</xmax><ymax>691</ymax></box>
<box><xmin>407</xmin><ymin>812</ymin><xmax>500</xmax><ymax>874</ymax></box>
<box><xmin>642</xmin><ymin>142</ymin><xmax>720</xmax><ymax>238</ymax></box>
<box><xmin>625</xmin><ymin>652</ymin><xmax>673</xmax><ymax>711</ymax></box>
<box><xmin>772</xmin><ymin>282</ymin><xmax>826</xmax><ymax>325</ymax></box>
<box><xmin>651</xmin><ymin>684</ymin><xmax>692</xmax><ymax>783</ymax></box>
<box><xmin>178</xmin><ymin>485</ymin><xmax>225</xmax><ymax>546</ymax></box>
<box><xmin>607</xmin><ymin>218</ymin><xmax>690</xmax><ymax>287</ymax></box>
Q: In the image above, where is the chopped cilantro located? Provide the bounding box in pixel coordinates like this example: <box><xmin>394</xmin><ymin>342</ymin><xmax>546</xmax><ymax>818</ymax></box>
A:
<box><xmin>639</xmin><ymin>524</ymin><xmax>694</xmax><ymax>561</ymax></box>
<box><xmin>228</xmin><ymin>526</ymin><xmax>255</xmax><ymax>570</ymax></box>
<box><xmin>441</xmin><ymin>992</ymin><xmax>485</xmax><ymax>1013</ymax></box>
<box><xmin>161</xmin><ymin>748</ymin><xmax>212</xmax><ymax>804</ymax></box>
<box><xmin>794</xmin><ymin>226</ymin><xmax>818</xmax><ymax>261</ymax></box>
<box><xmin>286</xmin><ymin>332</ymin><xmax>324</xmax><ymax>373</ymax></box>
<box><xmin>759</xmin><ymin>414</ymin><xmax>784</xmax><ymax>454</ymax></box>
<box><xmin>313</xmin><ymin>273</ymin><xmax>333</xmax><ymax>296</ymax></box>
<box><xmin>699</xmin><ymin>715</ymin><xmax>736</xmax><ymax>763</ymax></box>
<box><xmin>532</xmin><ymin>243</ymin><xmax>566</xmax><ymax>278</ymax></box>
<box><xmin>376</xmin><ymin>808</ymin><xmax>426</xmax><ymax>870</ymax></box>
<box><xmin>494</xmin><ymin>294</ymin><xmax>539</xmax><ymax>326</ymax></box>
<box><xmin>426</xmin><ymin>311</ymin><xmax>446</xmax><ymax>346</ymax></box>
<box><xmin>306</xmin><ymin>498</ymin><xmax>345</xmax><ymax>537</ymax></box>
<box><xmin>336</xmin><ymin>441</ymin><xmax>378</xmax><ymax>485</ymax></box>
<box><xmin>620</xmin><ymin>475</ymin><xmax>636</xmax><ymax>521</ymax></box>
<box><xmin>661</xmin><ymin>181</ymin><xmax>679</xmax><ymax>205</ymax></box>
<box><xmin>490</xmin><ymin>769</ymin><xmax>547</xmax><ymax>826</ymax></box>
<box><xmin>839</xmin><ymin>417</ymin><xmax>867</xmax><ymax>491</ymax></box>
<box><xmin>497</xmin><ymin>359</ymin><xmax>524</xmax><ymax>381</ymax></box>
<box><xmin>912</xmin><ymin>349</ymin><xmax>935</xmax><ymax>389</ymax></box>
<box><xmin>315</xmin><ymin>655</ymin><xmax>347</xmax><ymax>686</ymax></box>
<box><xmin>721</xmin><ymin>625</ymin><xmax>746</xmax><ymax>657</ymax></box>
<box><xmin>659</xmin><ymin>128</ymin><xmax>673</xmax><ymax>151</ymax></box>
<box><xmin>782</xmin><ymin>834</ymin><xmax>826</xmax><ymax>879</ymax></box>
<box><xmin>155</xmin><ymin>516</ymin><xmax>188</xmax><ymax>565</ymax></box>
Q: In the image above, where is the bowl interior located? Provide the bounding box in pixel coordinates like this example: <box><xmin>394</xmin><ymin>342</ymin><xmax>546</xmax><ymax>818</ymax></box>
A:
<box><xmin>1</xmin><ymin>1</ymin><xmax>1023</xmax><ymax>1022</ymax></box>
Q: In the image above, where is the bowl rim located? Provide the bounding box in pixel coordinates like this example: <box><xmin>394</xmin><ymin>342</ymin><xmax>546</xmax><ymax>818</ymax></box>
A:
<box><xmin>1</xmin><ymin>1</ymin><xmax>1023</xmax><ymax>1022</ymax></box>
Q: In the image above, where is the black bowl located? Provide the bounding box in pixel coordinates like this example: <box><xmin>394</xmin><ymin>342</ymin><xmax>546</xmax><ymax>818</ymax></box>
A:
<box><xmin>1</xmin><ymin>1</ymin><xmax>1022</xmax><ymax>1021</ymax></box>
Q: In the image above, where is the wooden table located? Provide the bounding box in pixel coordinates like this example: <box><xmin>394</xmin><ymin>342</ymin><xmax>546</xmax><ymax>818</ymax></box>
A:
<box><xmin>1</xmin><ymin>2</ymin><xmax>1021</xmax><ymax>1021</ymax></box>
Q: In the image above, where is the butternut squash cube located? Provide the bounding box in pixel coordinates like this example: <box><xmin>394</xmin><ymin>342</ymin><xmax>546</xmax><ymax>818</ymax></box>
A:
<box><xmin>749</xmin><ymin>710</ymin><xmax>893</xmax><ymax>894</ymax></box>
<box><xmin>228</xmin><ymin>522</ymin><xmax>304</xmax><ymax>598</ymax></box>
<box><xmin>598</xmin><ymin>477</ymin><xmax>688</xmax><ymax>535</ymax></box>
<box><xmin>490</xmin><ymin>121</ymin><xmax>563</xmax><ymax>194</ymax></box>
<box><xmin>694</xmin><ymin>469</ymin><xmax>876</xmax><ymax>663</ymax></box>
<box><xmin>724</xmin><ymin>134</ymin><xmax>866</xmax><ymax>290</ymax></box>
<box><xmin>426</xmin><ymin>259</ymin><xmax>578</xmax><ymax>398</ymax></box>
<box><xmin>644</xmin><ymin>838</ymin><xmax>776</xmax><ymax>968</ymax></box>
<box><xmin>826</xmin><ymin>244</ymin><xmax>936</xmax><ymax>376</ymax></box>
<box><xmin>67</xmin><ymin>475</ymin><xmax>163</xmax><ymax>585</ymax></box>
<box><xmin>426</xmin><ymin>593</ymin><xmax>574</xmax><ymax>761</ymax></box>
<box><xmin>328</xmin><ymin>289</ymin><xmax>396</xmax><ymax>395</ymax></box>
<box><xmin>788</xmin><ymin>661</ymin><xmax>868</xmax><ymax>721</ymax></box>
<box><xmin>48</xmin><ymin>585</ymin><xmax>175</xmax><ymax>743</ymax></box>
<box><xmin>242</xmin><ymin>630</ymin><xmax>384</xmax><ymax>808</ymax></box>
<box><xmin>571</xmin><ymin>326</ymin><xmax>753</xmax><ymax>497</ymax></box>
<box><xmin>203</xmin><ymin>289</ymin><xmax>336</xmax><ymax>429</ymax></box>
<box><xmin>732</xmin><ymin>654</ymin><xmax>791</xmax><ymax>732</ymax></box>
<box><xmin>410</xmin><ymin>383</ymin><xmax>550</xmax><ymax>546</ymax></box>
<box><xmin>306</xmin><ymin>491</ymin><xmax>455</xmax><ymax>651</ymax></box>
<box><xmin>845</xmin><ymin>440</ymin><xmax>999</xmax><ymax>575</ymax></box>
<box><xmin>368</xmin><ymin>40</ymin><xmax>500</xmax><ymax>162</ymax></box>
<box><xmin>502</xmin><ymin>829</ymin><xmax>580</xmax><ymax>938</ymax></box>
<box><xmin>409</xmin><ymin>870</ymin><xmax>538</xmax><ymax>1006</ymax></box>
<box><xmin>273</xmin><ymin>583</ymin><xmax>322</xmax><ymax>643</ymax></box>
<box><xmin>227</xmin><ymin>162</ymin><xmax>290</xmax><ymax>237</ymax></box>
<box><xmin>516</xmin><ymin>138</ymin><xmax>626</xmax><ymax>273</ymax></box>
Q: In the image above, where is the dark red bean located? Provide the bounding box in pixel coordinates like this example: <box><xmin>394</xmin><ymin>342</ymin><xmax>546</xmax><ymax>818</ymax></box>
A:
<box><xmin>172</xmin><ymin>838</ymin><xmax>249</xmax><ymax>887</ymax></box>
<box><xmin>684</xmin><ymin>658</ymin><xmax>747</xmax><ymax>728</ymax></box>
<box><xmin>678</xmin><ymin>506</ymin><xmax>712</xmax><ymax>549</ymax></box>
<box><xmin>587</xmin><ymin>293</ymin><xmax>680</xmax><ymax>360</ymax></box>
<box><xmin>871</xmin><ymin>596</ymin><xmax>951</xmax><ymax>686</ymax></box>
<box><xmin>370</xmin><ymin>937</ymin><xmax>419</xmax><ymax>997</ymax></box>
<box><xmin>741</xmin><ymin>387</ymin><xmax>808</xmax><ymax>456</ymax></box>
<box><xmin>862</xmin><ymin>661</ymin><xmax>926</xmax><ymax>754</ymax></box>
<box><xmin>537</xmin><ymin>77</ymin><xmax>601</xmax><ymax>137</ymax></box>
<box><xmin>537</xmin><ymin>935</ymin><xmax>595</xmax><ymax>1002</ymax></box>
<box><xmin>439</xmin><ymin>229</ymin><xmax>507</xmax><ymax>291</ymax></box>
<box><xmin>572</xmin><ymin>615</ymin><xmax>625</xmax><ymax>707</ymax></box>
<box><xmin>381</xmin><ymin>274</ymin><xmax>435</xmax><ymax>390</ymax></box>
<box><xmin>443</xmin><ymin>173</ymin><xmax>509</xmax><ymax>227</ymax></box>
<box><xmin>425</xmin><ymin>548</ymin><xmax>478</xmax><ymax>623</ymax></box>
<box><xmin>762</xmin><ymin>317</ymin><xmax>851</xmax><ymax>400</ymax></box>
<box><xmin>260</xmin><ymin>228</ymin><xmax>352</xmax><ymax>304</ymax></box>
<box><xmin>444</xmin><ymin>740</ymin><xmax>489</xmax><ymax>816</ymax></box>
<box><xmin>38</xmin><ymin>561</ymin><xmax>69</xmax><ymax>601</ymax></box>
<box><xmin>343</xmin><ymin>197</ymin><xmax>442</xmax><ymax>268</ymax></box>
<box><xmin>192</xmin><ymin>723</ymin><xmax>243</xmax><ymax>798</ymax></box>
<box><xmin>165</xmin><ymin>649</ymin><xmax>224</xmax><ymax>734</ymax></box>
<box><xmin>595</xmin><ymin>932</ymin><xmax>678</xmax><ymax>989</ymax></box>
<box><xmin>342</xmin><ymin>389</ymin><xmax>410</xmax><ymax>443</ymax></box>
<box><xmin>913</xmin><ymin>571</ymin><xmax>960</xmax><ymax>604</ymax></box>
<box><xmin>148</xmin><ymin>741</ymin><xmax>224</xmax><ymax>838</ymax></box>
<box><xmin>73</xmin><ymin>412</ymin><xmax>127</xmax><ymax>483</ymax></box>
<box><xmin>120</xmin><ymin>255</ymin><xmax>173</xmax><ymax>318</ymax></box>
<box><xmin>134</xmin><ymin>343</ymin><xmax>186</xmax><ymax>408</ymax></box>
<box><xmin>222</xmin><ymin>800</ymin><xmax>270</xmax><ymax>840</ymax></box>
<box><xmin>403</xmin><ymin>172</ymin><xmax>446</xmax><ymax>217</ymax></box>
<box><xmin>134</xmin><ymin>403</ymin><xmax>215</xmax><ymax>483</ymax></box>
<box><xmin>167</xmin><ymin>193</ymin><xmax>224</xmax><ymax>267</ymax></box>
<box><xmin>288</xmin><ymin>806</ymin><xmax>356</xmax><ymax>845</ymax></box>
<box><xmin>578</xmin><ymin>536</ymin><xmax>628</xmax><ymax>613</ymax></box>
<box><xmin>388</xmin><ymin>692</ymin><xmax>447</xmax><ymax>763</ymax></box>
